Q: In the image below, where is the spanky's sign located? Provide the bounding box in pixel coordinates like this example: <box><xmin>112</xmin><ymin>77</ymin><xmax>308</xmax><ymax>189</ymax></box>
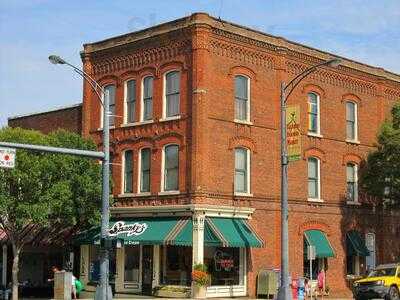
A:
<box><xmin>109</xmin><ymin>221</ymin><xmax>148</xmax><ymax>237</ymax></box>
<box><xmin>0</xmin><ymin>147</ymin><xmax>16</xmax><ymax>169</ymax></box>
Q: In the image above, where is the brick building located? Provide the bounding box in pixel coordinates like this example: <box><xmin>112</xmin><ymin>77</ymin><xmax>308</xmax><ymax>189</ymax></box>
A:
<box><xmin>77</xmin><ymin>13</ymin><xmax>400</xmax><ymax>298</ymax></box>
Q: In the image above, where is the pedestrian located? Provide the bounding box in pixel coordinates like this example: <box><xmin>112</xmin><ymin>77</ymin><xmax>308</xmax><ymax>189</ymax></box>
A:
<box><xmin>317</xmin><ymin>268</ymin><xmax>325</xmax><ymax>299</ymax></box>
<box><xmin>304</xmin><ymin>278</ymin><xmax>310</xmax><ymax>298</ymax></box>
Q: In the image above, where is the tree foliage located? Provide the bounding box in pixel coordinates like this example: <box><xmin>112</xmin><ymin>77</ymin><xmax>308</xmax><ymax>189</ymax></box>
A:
<box><xmin>360</xmin><ymin>102</ymin><xmax>400</xmax><ymax>207</ymax></box>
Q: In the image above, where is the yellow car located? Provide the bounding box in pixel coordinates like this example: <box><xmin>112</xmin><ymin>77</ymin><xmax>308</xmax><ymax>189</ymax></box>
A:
<box><xmin>353</xmin><ymin>263</ymin><xmax>400</xmax><ymax>300</ymax></box>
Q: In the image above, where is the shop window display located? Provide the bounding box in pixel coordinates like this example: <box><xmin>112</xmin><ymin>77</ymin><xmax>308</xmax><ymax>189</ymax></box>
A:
<box><xmin>160</xmin><ymin>246</ymin><xmax>192</xmax><ymax>286</ymax></box>
<box><xmin>204</xmin><ymin>247</ymin><xmax>241</xmax><ymax>286</ymax></box>
<box><xmin>124</xmin><ymin>245</ymin><xmax>140</xmax><ymax>282</ymax></box>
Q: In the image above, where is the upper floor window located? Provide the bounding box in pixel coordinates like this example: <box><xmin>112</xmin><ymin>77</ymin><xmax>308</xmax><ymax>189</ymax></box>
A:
<box><xmin>125</xmin><ymin>80</ymin><xmax>136</xmax><ymax>123</ymax></box>
<box><xmin>234</xmin><ymin>148</ymin><xmax>250</xmax><ymax>194</ymax></box>
<box><xmin>234</xmin><ymin>75</ymin><xmax>250</xmax><ymax>122</ymax></box>
<box><xmin>308</xmin><ymin>157</ymin><xmax>320</xmax><ymax>199</ymax></box>
<box><xmin>346</xmin><ymin>101</ymin><xmax>358</xmax><ymax>141</ymax></box>
<box><xmin>142</xmin><ymin>76</ymin><xmax>153</xmax><ymax>121</ymax></box>
<box><xmin>308</xmin><ymin>92</ymin><xmax>320</xmax><ymax>134</ymax></box>
<box><xmin>123</xmin><ymin>150</ymin><xmax>133</xmax><ymax>194</ymax></box>
<box><xmin>163</xmin><ymin>145</ymin><xmax>179</xmax><ymax>192</ymax></box>
<box><xmin>346</xmin><ymin>163</ymin><xmax>358</xmax><ymax>202</ymax></box>
<box><xmin>165</xmin><ymin>71</ymin><xmax>180</xmax><ymax>118</ymax></box>
<box><xmin>103</xmin><ymin>84</ymin><xmax>116</xmax><ymax>126</ymax></box>
<box><xmin>139</xmin><ymin>148</ymin><xmax>151</xmax><ymax>193</ymax></box>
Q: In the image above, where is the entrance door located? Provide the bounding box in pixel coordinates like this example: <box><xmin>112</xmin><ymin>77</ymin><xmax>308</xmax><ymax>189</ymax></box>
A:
<box><xmin>141</xmin><ymin>245</ymin><xmax>153</xmax><ymax>295</ymax></box>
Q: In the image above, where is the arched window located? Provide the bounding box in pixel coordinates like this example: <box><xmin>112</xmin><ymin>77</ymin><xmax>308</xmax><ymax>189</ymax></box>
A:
<box><xmin>234</xmin><ymin>75</ymin><xmax>250</xmax><ymax>122</ymax></box>
<box><xmin>162</xmin><ymin>145</ymin><xmax>179</xmax><ymax>192</ymax></box>
<box><xmin>308</xmin><ymin>157</ymin><xmax>320</xmax><ymax>199</ymax></box>
<box><xmin>102</xmin><ymin>84</ymin><xmax>116</xmax><ymax>127</ymax></box>
<box><xmin>234</xmin><ymin>147</ymin><xmax>250</xmax><ymax>194</ymax></box>
<box><xmin>308</xmin><ymin>92</ymin><xmax>320</xmax><ymax>134</ymax></box>
<box><xmin>164</xmin><ymin>71</ymin><xmax>180</xmax><ymax>118</ymax></box>
<box><xmin>142</xmin><ymin>76</ymin><xmax>153</xmax><ymax>121</ymax></box>
<box><xmin>125</xmin><ymin>79</ymin><xmax>136</xmax><ymax>123</ymax></box>
<box><xmin>122</xmin><ymin>150</ymin><xmax>133</xmax><ymax>193</ymax></box>
<box><xmin>346</xmin><ymin>163</ymin><xmax>358</xmax><ymax>202</ymax></box>
<box><xmin>139</xmin><ymin>148</ymin><xmax>151</xmax><ymax>193</ymax></box>
<box><xmin>346</xmin><ymin>101</ymin><xmax>358</xmax><ymax>141</ymax></box>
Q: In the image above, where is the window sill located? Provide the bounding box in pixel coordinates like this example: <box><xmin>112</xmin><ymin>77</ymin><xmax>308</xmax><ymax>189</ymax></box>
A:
<box><xmin>346</xmin><ymin>201</ymin><xmax>361</xmax><ymax>206</ymax></box>
<box><xmin>308</xmin><ymin>198</ymin><xmax>324</xmax><ymax>203</ymax></box>
<box><xmin>234</xmin><ymin>192</ymin><xmax>253</xmax><ymax>197</ymax></box>
<box><xmin>117</xmin><ymin>192</ymin><xmax>152</xmax><ymax>198</ymax></box>
<box><xmin>234</xmin><ymin>119</ymin><xmax>253</xmax><ymax>126</ymax></box>
<box><xmin>159</xmin><ymin>115</ymin><xmax>181</xmax><ymax>122</ymax></box>
<box><xmin>158</xmin><ymin>191</ymin><xmax>180</xmax><ymax>196</ymax></box>
<box><xmin>96</xmin><ymin>126</ymin><xmax>115</xmax><ymax>131</ymax></box>
<box><xmin>121</xmin><ymin>120</ymin><xmax>154</xmax><ymax>127</ymax></box>
<box><xmin>307</xmin><ymin>132</ymin><xmax>323</xmax><ymax>138</ymax></box>
<box><xmin>345</xmin><ymin>139</ymin><xmax>360</xmax><ymax>144</ymax></box>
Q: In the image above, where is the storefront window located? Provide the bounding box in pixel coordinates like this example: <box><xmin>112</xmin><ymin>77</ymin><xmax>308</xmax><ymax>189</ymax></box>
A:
<box><xmin>160</xmin><ymin>246</ymin><xmax>192</xmax><ymax>286</ymax></box>
<box><xmin>124</xmin><ymin>245</ymin><xmax>140</xmax><ymax>282</ymax></box>
<box><xmin>204</xmin><ymin>247</ymin><xmax>241</xmax><ymax>286</ymax></box>
<box><xmin>89</xmin><ymin>245</ymin><xmax>116</xmax><ymax>282</ymax></box>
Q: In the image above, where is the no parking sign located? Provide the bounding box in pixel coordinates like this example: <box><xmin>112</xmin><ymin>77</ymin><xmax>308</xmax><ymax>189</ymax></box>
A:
<box><xmin>0</xmin><ymin>147</ymin><xmax>16</xmax><ymax>169</ymax></box>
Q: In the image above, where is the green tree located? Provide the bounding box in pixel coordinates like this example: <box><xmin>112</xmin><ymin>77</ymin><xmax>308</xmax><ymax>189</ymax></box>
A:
<box><xmin>360</xmin><ymin>102</ymin><xmax>400</xmax><ymax>207</ymax></box>
<box><xmin>0</xmin><ymin>127</ymin><xmax>102</xmax><ymax>300</ymax></box>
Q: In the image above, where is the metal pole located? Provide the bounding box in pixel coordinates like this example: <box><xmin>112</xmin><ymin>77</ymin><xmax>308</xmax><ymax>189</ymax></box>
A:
<box><xmin>278</xmin><ymin>81</ymin><xmax>291</xmax><ymax>300</ymax></box>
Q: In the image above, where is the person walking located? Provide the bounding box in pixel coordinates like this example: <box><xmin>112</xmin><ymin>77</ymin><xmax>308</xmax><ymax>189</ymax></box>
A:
<box><xmin>317</xmin><ymin>268</ymin><xmax>325</xmax><ymax>299</ymax></box>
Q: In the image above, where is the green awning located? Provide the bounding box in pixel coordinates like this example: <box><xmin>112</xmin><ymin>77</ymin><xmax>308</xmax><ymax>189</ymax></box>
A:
<box><xmin>347</xmin><ymin>230</ymin><xmax>370</xmax><ymax>257</ymax></box>
<box><xmin>304</xmin><ymin>230</ymin><xmax>335</xmax><ymax>258</ymax></box>
<box><xmin>206</xmin><ymin>217</ymin><xmax>264</xmax><ymax>248</ymax></box>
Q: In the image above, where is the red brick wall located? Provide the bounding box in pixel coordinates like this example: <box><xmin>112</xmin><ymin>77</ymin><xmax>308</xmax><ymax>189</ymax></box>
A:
<box><xmin>8</xmin><ymin>104</ymin><xmax>82</xmax><ymax>135</ymax></box>
<box><xmin>81</xmin><ymin>13</ymin><xmax>400</xmax><ymax>298</ymax></box>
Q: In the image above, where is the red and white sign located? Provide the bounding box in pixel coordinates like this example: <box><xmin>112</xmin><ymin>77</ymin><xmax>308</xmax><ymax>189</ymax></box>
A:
<box><xmin>0</xmin><ymin>147</ymin><xmax>16</xmax><ymax>169</ymax></box>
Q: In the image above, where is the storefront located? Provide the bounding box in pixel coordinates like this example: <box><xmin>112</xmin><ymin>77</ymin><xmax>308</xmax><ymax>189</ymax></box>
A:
<box><xmin>77</xmin><ymin>206</ymin><xmax>263</xmax><ymax>298</ymax></box>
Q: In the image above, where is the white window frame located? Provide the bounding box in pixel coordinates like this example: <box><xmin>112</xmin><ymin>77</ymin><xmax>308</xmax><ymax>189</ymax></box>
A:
<box><xmin>121</xmin><ymin>150</ymin><xmax>134</xmax><ymax>195</ymax></box>
<box><xmin>307</xmin><ymin>157</ymin><xmax>322</xmax><ymax>202</ymax></box>
<box><xmin>159</xmin><ymin>144</ymin><xmax>180</xmax><ymax>195</ymax></box>
<box><xmin>234</xmin><ymin>148</ymin><xmax>252</xmax><ymax>196</ymax></box>
<box><xmin>345</xmin><ymin>101</ymin><xmax>359</xmax><ymax>142</ymax></box>
<box><xmin>307</xmin><ymin>92</ymin><xmax>321</xmax><ymax>136</ymax></box>
<box><xmin>100</xmin><ymin>84</ymin><xmax>116</xmax><ymax>128</ymax></box>
<box><xmin>234</xmin><ymin>75</ymin><xmax>251</xmax><ymax>125</ymax></box>
<box><xmin>161</xmin><ymin>70</ymin><xmax>181</xmax><ymax>121</ymax></box>
<box><xmin>365</xmin><ymin>232</ymin><xmax>376</xmax><ymax>272</ymax></box>
<box><xmin>137</xmin><ymin>147</ymin><xmax>151</xmax><ymax>195</ymax></box>
<box><xmin>140</xmin><ymin>75</ymin><xmax>153</xmax><ymax>122</ymax></box>
<box><xmin>346</xmin><ymin>163</ymin><xmax>359</xmax><ymax>204</ymax></box>
<box><xmin>124</xmin><ymin>79</ymin><xmax>136</xmax><ymax>124</ymax></box>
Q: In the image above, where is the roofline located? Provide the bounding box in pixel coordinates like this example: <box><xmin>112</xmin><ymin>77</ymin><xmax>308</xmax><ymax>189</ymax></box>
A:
<box><xmin>82</xmin><ymin>12</ymin><xmax>400</xmax><ymax>83</ymax></box>
<box><xmin>8</xmin><ymin>103</ymin><xmax>82</xmax><ymax>121</ymax></box>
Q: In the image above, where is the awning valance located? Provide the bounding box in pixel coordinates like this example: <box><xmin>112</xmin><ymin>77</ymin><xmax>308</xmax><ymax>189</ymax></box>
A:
<box><xmin>304</xmin><ymin>229</ymin><xmax>335</xmax><ymax>258</ymax></box>
<box><xmin>346</xmin><ymin>230</ymin><xmax>369</xmax><ymax>257</ymax></box>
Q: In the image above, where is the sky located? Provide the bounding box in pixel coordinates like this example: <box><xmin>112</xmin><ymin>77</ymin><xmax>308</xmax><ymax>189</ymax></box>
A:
<box><xmin>1</xmin><ymin>0</ymin><xmax>400</xmax><ymax>127</ymax></box>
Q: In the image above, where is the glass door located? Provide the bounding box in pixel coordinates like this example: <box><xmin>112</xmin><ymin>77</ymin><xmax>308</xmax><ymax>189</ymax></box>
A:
<box><xmin>141</xmin><ymin>245</ymin><xmax>153</xmax><ymax>295</ymax></box>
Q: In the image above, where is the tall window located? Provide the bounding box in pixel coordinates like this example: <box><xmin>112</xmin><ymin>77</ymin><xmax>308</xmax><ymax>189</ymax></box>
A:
<box><xmin>346</xmin><ymin>101</ymin><xmax>357</xmax><ymax>140</ymax></box>
<box><xmin>142</xmin><ymin>76</ymin><xmax>153</xmax><ymax>121</ymax></box>
<box><xmin>308</xmin><ymin>92</ymin><xmax>319</xmax><ymax>134</ymax></box>
<box><xmin>163</xmin><ymin>145</ymin><xmax>179</xmax><ymax>191</ymax></box>
<box><xmin>346</xmin><ymin>163</ymin><xmax>358</xmax><ymax>202</ymax></box>
<box><xmin>365</xmin><ymin>233</ymin><xmax>376</xmax><ymax>272</ymax></box>
<box><xmin>104</xmin><ymin>85</ymin><xmax>116</xmax><ymax>126</ymax></box>
<box><xmin>125</xmin><ymin>80</ymin><xmax>136</xmax><ymax>123</ymax></box>
<box><xmin>308</xmin><ymin>157</ymin><xmax>320</xmax><ymax>199</ymax></box>
<box><xmin>234</xmin><ymin>148</ymin><xmax>250</xmax><ymax>194</ymax></box>
<box><xmin>123</xmin><ymin>150</ymin><xmax>133</xmax><ymax>193</ymax></box>
<box><xmin>235</xmin><ymin>75</ymin><xmax>249</xmax><ymax>121</ymax></box>
<box><xmin>124</xmin><ymin>245</ymin><xmax>140</xmax><ymax>282</ymax></box>
<box><xmin>139</xmin><ymin>148</ymin><xmax>151</xmax><ymax>193</ymax></box>
<box><xmin>165</xmin><ymin>71</ymin><xmax>180</xmax><ymax>118</ymax></box>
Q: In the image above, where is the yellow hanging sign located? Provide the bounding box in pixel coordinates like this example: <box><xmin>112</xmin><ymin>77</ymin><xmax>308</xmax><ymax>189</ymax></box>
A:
<box><xmin>286</xmin><ymin>105</ymin><xmax>301</xmax><ymax>162</ymax></box>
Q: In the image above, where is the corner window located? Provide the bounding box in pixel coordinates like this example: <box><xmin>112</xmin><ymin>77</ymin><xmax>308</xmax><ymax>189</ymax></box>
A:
<box><xmin>125</xmin><ymin>80</ymin><xmax>136</xmax><ymax>123</ymax></box>
<box><xmin>142</xmin><ymin>76</ymin><xmax>153</xmax><ymax>121</ymax></box>
<box><xmin>123</xmin><ymin>150</ymin><xmax>133</xmax><ymax>193</ymax></box>
<box><xmin>308</xmin><ymin>92</ymin><xmax>320</xmax><ymax>134</ymax></box>
<box><xmin>234</xmin><ymin>148</ymin><xmax>250</xmax><ymax>194</ymax></box>
<box><xmin>308</xmin><ymin>157</ymin><xmax>320</xmax><ymax>199</ymax></box>
<box><xmin>103</xmin><ymin>85</ymin><xmax>116</xmax><ymax>126</ymax></box>
<box><xmin>346</xmin><ymin>101</ymin><xmax>357</xmax><ymax>140</ymax></box>
<box><xmin>346</xmin><ymin>163</ymin><xmax>358</xmax><ymax>202</ymax></box>
<box><xmin>165</xmin><ymin>71</ymin><xmax>180</xmax><ymax>118</ymax></box>
<box><xmin>234</xmin><ymin>75</ymin><xmax>250</xmax><ymax>121</ymax></box>
<box><xmin>163</xmin><ymin>145</ymin><xmax>179</xmax><ymax>191</ymax></box>
<box><xmin>139</xmin><ymin>148</ymin><xmax>151</xmax><ymax>193</ymax></box>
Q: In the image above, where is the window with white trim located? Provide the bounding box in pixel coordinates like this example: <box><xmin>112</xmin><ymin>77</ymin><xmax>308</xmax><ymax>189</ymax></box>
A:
<box><xmin>125</xmin><ymin>80</ymin><xmax>136</xmax><ymax>123</ymax></box>
<box><xmin>234</xmin><ymin>75</ymin><xmax>250</xmax><ymax>121</ymax></box>
<box><xmin>123</xmin><ymin>150</ymin><xmax>133</xmax><ymax>193</ymax></box>
<box><xmin>346</xmin><ymin>163</ymin><xmax>358</xmax><ymax>202</ymax></box>
<box><xmin>139</xmin><ymin>148</ymin><xmax>151</xmax><ymax>193</ymax></box>
<box><xmin>365</xmin><ymin>232</ymin><xmax>376</xmax><ymax>272</ymax></box>
<box><xmin>308</xmin><ymin>157</ymin><xmax>320</xmax><ymax>199</ymax></box>
<box><xmin>234</xmin><ymin>148</ymin><xmax>250</xmax><ymax>194</ymax></box>
<box><xmin>165</xmin><ymin>71</ymin><xmax>180</xmax><ymax>118</ymax></box>
<box><xmin>163</xmin><ymin>145</ymin><xmax>179</xmax><ymax>191</ymax></box>
<box><xmin>103</xmin><ymin>84</ymin><xmax>116</xmax><ymax>126</ymax></box>
<box><xmin>346</xmin><ymin>101</ymin><xmax>357</xmax><ymax>140</ymax></box>
<box><xmin>142</xmin><ymin>76</ymin><xmax>153</xmax><ymax>121</ymax></box>
<box><xmin>308</xmin><ymin>92</ymin><xmax>320</xmax><ymax>134</ymax></box>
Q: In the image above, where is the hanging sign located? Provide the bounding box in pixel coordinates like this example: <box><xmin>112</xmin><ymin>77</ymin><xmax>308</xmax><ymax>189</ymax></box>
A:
<box><xmin>286</xmin><ymin>105</ymin><xmax>301</xmax><ymax>162</ymax></box>
<box><xmin>0</xmin><ymin>147</ymin><xmax>16</xmax><ymax>169</ymax></box>
<box><xmin>109</xmin><ymin>221</ymin><xmax>147</xmax><ymax>237</ymax></box>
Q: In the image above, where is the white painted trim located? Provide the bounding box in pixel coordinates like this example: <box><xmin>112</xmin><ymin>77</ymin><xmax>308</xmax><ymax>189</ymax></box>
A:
<box><xmin>307</xmin><ymin>198</ymin><xmax>324</xmax><ymax>203</ymax></box>
<box><xmin>141</xmin><ymin>75</ymin><xmax>153</xmax><ymax>122</ymax></box>
<box><xmin>160</xmin><ymin>144</ymin><xmax>179</xmax><ymax>193</ymax></box>
<box><xmin>307</xmin><ymin>92</ymin><xmax>321</xmax><ymax>135</ymax></box>
<box><xmin>346</xmin><ymin>201</ymin><xmax>361</xmax><ymax>206</ymax></box>
<box><xmin>159</xmin><ymin>115</ymin><xmax>181</xmax><ymax>122</ymax></box>
<box><xmin>123</xmin><ymin>79</ymin><xmax>136</xmax><ymax>124</ymax></box>
<box><xmin>234</xmin><ymin>74</ymin><xmax>251</xmax><ymax>123</ymax></box>
<box><xmin>346</xmin><ymin>163</ymin><xmax>359</xmax><ymax>203</ymax></box>
<box><xmin>137</xmin><ymin>147</ymin><xmax>151</xmax><ymax>194</ymax></box>
<box><xmin>308</xmin><ymin>157</ymin><xmax>321</xmax><ymax>200</ymax></box>
<box><xmin>162</xmin><ymin>70</ymin><xmax>180</xmax><ymax>119</ymax></box>
<box><xmin>234</xmin><ymin>192</ymin><xmax>253</xmax><ymax>197</ymax></box>
<box><xmin>346</xmin><ymin>101</ymin><xmax>358</xmax><ymax>141</ymax></box>
<box><xmin>234</xmin><ymin>148</ymin><xmax>251</xmax><ymax>195</ymax></box>
<box><xmin>121</xmin><ymin>120</ymin><xmax>154</xmax><ymax>128</ymax></box>
<box><xmin>307</xmin><ymin>132</ymin><xmax>323</xmax><ymax>138</ymax></box>
<box><xmin>234</xmin><ymin>119</ymin><xmax>253</xmax><ymax>125</ymax></box>
<box><xmin>158</xmin><ymin>190</ymin><xmax>180</xmax><ymax>195</ymax></box>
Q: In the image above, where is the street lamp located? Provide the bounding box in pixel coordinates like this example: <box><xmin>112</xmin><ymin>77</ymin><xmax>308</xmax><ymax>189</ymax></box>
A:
<box><xmin>278</xmin><ymin>58</ymin><xmax>341</xmax><ymax>300</ymax></box>
<box><xmin>49</xmin><ymin>55</ymin><xmax>112</xmax><ymax>300</ymax></box>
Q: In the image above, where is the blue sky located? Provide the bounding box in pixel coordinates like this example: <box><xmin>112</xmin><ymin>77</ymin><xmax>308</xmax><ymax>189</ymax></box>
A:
<box><xmin>1</xmin><ymin>0</ymin><xmax>400</xmax><ymax>127</ymax></box>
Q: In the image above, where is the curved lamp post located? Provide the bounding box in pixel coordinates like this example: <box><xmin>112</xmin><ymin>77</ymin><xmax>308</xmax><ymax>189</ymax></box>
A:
<box><xmin>49</xmin><ymin>55</ymin><xmax>111</xmax><ymax>300</ymax></box>
<box><xmin>278</xmin><ymin>58</ymin><xmax>341</xmax><ymax>300</ymax></box>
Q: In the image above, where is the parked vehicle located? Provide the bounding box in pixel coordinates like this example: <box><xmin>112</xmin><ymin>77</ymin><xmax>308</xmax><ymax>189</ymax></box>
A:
<box><xmin>353</xmin><ymin>263</ymin><xmax>400</xmax><ymax>300</ymax></box>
